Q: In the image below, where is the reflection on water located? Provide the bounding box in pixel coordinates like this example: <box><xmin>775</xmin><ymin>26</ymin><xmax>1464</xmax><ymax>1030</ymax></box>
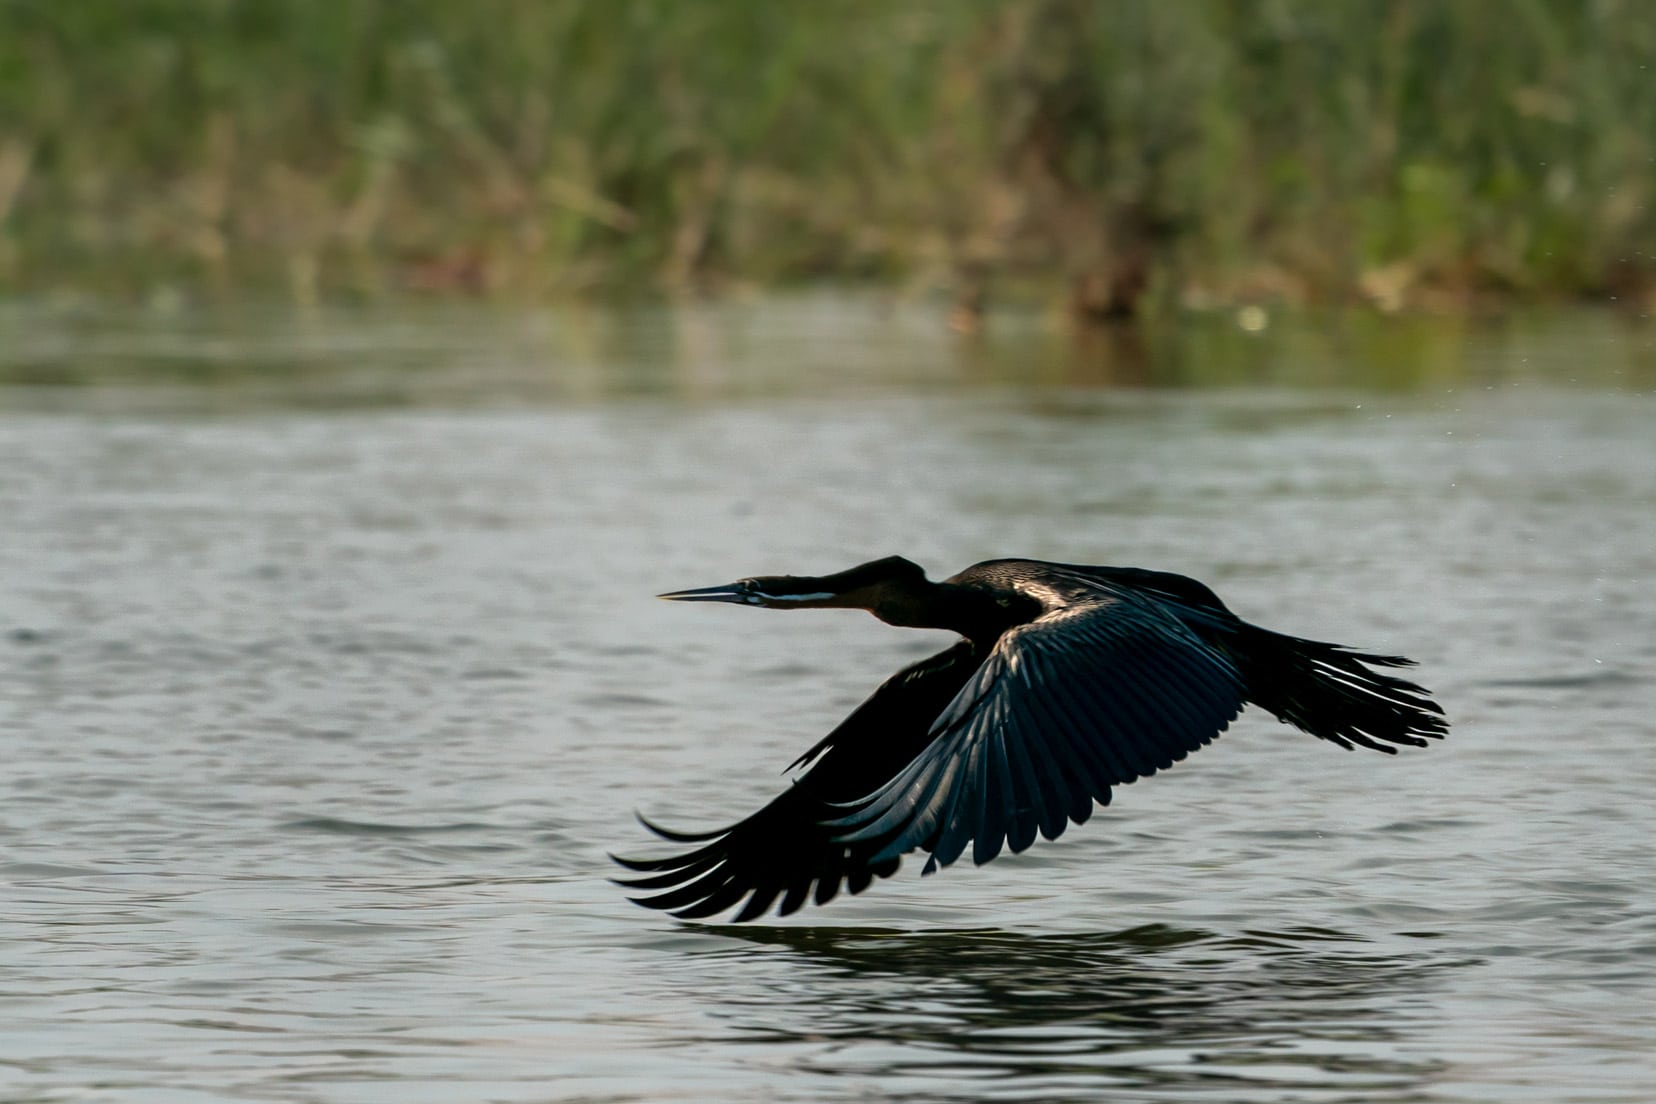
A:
<box><xmin>3</xmin><ymin>295</ymin><xmax>1654</xmax><ymax>410</ymax></box>
<box><xmin>699</xmin><ymin>925</ymin><xmax>1450</xmax><ymax>1099</ymax></box>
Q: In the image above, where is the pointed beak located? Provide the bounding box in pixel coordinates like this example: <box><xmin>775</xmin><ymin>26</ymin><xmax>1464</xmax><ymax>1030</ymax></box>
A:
<box><xmin>656</xmin><ymin>582</ymin><xmax>752</xmax><ymax>604</ymax></box>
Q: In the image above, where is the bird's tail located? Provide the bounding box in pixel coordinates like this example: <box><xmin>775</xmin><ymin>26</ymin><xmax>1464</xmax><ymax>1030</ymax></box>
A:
<box><xmin>1235</xmin><ymin>626</ymin><xmax>1447</xmax><ymax>752</ymax></box>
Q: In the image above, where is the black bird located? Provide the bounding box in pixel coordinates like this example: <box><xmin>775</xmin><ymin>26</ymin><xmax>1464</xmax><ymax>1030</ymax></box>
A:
<box><xmin>614</xmin><ymin>556</ymin><xmax>1447</xmax><ymax>922</ymax></box>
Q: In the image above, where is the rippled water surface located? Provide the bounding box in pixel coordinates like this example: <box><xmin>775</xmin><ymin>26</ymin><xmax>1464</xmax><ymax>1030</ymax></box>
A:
<box><xmin>3</xmin><ymin>299</ymin><xmax>1654</xmax><ymax>1102</ymax></box>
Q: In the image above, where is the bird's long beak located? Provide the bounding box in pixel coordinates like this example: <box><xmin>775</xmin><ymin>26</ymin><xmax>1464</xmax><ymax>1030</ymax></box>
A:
<box><xmin>657</xmin><ymin>583</ymin><xmax>751</xmax><ymax>604</ymax></box>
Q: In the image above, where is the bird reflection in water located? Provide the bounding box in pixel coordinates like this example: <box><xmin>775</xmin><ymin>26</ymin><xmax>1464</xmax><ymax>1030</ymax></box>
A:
<box><xmin>694</xmin><ymin>924</ymin><xmax>1453</xmax><ymax>1099</ymax></box>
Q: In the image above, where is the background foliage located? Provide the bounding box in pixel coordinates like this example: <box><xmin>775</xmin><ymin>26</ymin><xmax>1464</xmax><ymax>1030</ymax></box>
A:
<box><xmin>3</xmin><ymin>0</ymin><xmax>1653</xmax><ymax>312</ymax></box>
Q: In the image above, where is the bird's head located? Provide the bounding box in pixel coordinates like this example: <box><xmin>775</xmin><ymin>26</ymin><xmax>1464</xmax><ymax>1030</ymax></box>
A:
<box><xmin>658</xmin><ymin>555</ymin><xmax>928</xmax><ymax>612</ymax></box>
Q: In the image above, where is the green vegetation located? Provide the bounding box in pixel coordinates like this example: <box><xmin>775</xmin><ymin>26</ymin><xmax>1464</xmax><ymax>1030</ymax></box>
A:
<box><xmin>3</xmin><ymin>0</ymin><xmax>1654</xmax><ymax>314</ymax></box>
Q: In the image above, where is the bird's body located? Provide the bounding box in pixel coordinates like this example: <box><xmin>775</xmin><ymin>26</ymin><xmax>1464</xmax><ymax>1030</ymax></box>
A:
<box><xmin>615</xmin><ymin>556</ymin><xmax>1447</xmax><ymax>922</ymax></box>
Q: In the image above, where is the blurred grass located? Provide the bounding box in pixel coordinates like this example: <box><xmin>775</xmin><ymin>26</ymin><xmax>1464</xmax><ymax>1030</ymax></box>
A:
<box><xmin>2</xmin><ymin>0</ymin><xmax>1654</xmax><ymax>313</ymax></box>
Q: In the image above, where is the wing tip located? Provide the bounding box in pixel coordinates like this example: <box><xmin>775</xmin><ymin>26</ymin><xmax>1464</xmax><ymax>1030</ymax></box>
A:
<box><xmin>635</xmin><ymin>810</ymin><xmax>728</xmax><ymax>843</ymax></box>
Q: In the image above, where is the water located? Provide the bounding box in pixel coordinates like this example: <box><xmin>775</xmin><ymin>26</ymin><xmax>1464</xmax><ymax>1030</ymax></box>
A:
<box><xmin>3</xmin><ymin>298</ymin><xmax>1654</xmax><ymax>1102</ymax></box>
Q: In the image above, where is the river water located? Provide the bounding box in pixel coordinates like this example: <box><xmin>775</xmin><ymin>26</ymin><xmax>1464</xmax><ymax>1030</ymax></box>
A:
<box><xmin>2</xmin><ymin>298</ymin><xmax>1654</xmax><ymax>1102</ymax></box>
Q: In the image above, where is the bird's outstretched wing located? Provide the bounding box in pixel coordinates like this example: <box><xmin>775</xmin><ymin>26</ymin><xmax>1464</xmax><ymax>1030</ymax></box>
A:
<box><xmin>612</xmin><ymin>641</ymin><xmax>982</xmax><ymax>921</ymax></box>
<box><xmin>832</xmin><ymin>587</ymin><xmax>1246</xmax><ymax>871</ymax></box>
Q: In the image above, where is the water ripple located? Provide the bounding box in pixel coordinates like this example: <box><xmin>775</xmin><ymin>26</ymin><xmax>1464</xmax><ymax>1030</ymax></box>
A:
<box><xmin>682</xmin><ymin>925</ymin><xmax>1457</xmax><ymax>1098</ymax></box>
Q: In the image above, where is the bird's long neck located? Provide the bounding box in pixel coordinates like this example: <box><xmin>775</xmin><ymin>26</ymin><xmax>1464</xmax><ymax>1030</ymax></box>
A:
<box><xmin>865</xmin><ymin>579</ymin><xmax>1035</xmax><ymax>643</ymax></box>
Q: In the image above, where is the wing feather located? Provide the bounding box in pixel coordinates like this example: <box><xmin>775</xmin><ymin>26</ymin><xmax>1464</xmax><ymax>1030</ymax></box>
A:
<box><xmin>613</xmin><ymin>641</ymin><xmax>980</xmax><ymax>920</ymax></box>
<box><xmin>835</xmin><ymin>587</ymin><xmax>1246</xmax><ymax>869</ymax></box>
<box><xmin>973</xmin><ymin>724</ymin><xmax>1013</xmax><ymax>866</ymax></box>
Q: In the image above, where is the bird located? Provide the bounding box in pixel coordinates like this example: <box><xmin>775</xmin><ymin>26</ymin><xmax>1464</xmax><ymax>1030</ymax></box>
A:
<box><xmin>613</xmin><ymin>555</ymin><xmax>1447</xmax><ymax>922</ymax></box>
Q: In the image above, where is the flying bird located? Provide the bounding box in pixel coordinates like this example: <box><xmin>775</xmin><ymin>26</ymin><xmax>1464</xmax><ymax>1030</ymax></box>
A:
<box><xmin>614</xmin><ymin>556</ymin><xmax>1447</xmax><ymax>922</ymax></box>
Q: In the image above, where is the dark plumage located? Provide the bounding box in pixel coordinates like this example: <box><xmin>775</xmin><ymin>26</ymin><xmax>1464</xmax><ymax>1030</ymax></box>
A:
<box><xmin>613</xmin><ymin>556</ymin><xmax>1447</xmax><ymax>922</ymax></box>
